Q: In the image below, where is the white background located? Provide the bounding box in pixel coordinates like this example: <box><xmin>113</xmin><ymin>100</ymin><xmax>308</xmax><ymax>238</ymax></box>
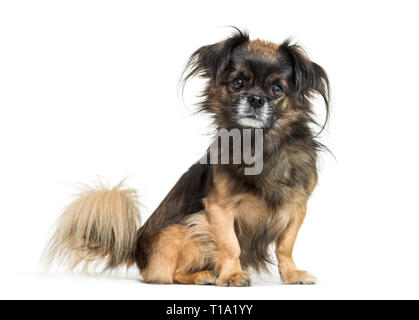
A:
<box><xmin>1</xmin><ymin>0</ymin><xmax>418</xmax><ymax>300</ymax></box>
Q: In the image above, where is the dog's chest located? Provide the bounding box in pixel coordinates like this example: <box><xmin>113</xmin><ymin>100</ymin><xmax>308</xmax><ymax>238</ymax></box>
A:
<box><xmin>252</xmin><ymin>146</ymin><xmax>316</xmax><ymax>205</ymax></box>
<box><xmin>232</xmin><ymin>193</ymin><xmax>293</xmax><ymax>270</ymax></box>
<box><xmin>234</xmin><ymin>194</ymin><xmax>291</xmax><ymax>240</ymax></box>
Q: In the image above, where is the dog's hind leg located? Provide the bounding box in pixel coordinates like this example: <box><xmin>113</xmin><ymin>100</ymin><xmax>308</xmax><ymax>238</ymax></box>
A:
<box><xmin>174</xmin><ymin>270</ymin><xmax>216</xmax><ymax>285</ymax></box>
<box><xmin>140</xmin><ymin>217</ymin><xmax>217</xmax><ymax>285</ymax></box>
<box><xmin>140</xmin><ymin>225</ymin><xmax>186</xmax><ymax>284</ymax></box>
<box><xmin>173</xmin><ymin>234</ymin><xmax>217</xmax><ymax>285</ymax></box>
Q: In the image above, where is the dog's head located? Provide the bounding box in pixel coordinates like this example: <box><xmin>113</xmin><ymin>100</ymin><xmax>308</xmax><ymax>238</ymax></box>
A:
<box><xmin>182</xmin><ymin>29</ymin><xmax>329</xmax><ymax>132</ymax></box>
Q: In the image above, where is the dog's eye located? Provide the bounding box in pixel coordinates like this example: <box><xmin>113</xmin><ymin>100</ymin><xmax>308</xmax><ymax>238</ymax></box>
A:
<box><xmin>232</xmin><ymin>78</ymin><xmax>245</xmax><ymax>90</ymax></box>
<box><xmin>271</xmin><ymin>85</ymin><xmax>283</xmax><ymax>97</ymax></box>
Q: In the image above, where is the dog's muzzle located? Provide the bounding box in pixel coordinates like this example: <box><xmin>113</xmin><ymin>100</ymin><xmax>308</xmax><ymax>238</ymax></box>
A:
<box><xmin>234</xmin><ymin>97</ymin><xmax>273</xmax><ymax>128</ymax></box>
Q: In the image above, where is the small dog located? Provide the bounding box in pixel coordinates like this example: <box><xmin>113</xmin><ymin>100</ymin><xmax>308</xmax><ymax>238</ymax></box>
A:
<box><xmin>46</xmin><ymin>29</ymin><xmax>330</xmax><ymax>286</ymax></box>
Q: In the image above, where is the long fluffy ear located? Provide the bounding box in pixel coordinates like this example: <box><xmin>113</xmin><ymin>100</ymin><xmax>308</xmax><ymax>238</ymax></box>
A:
<box><xmin>279</xmin><ymin>40</ymin><xmax>330</xmax><ymax>132</ymax></box>
<box><xmin>182</xmin><ymin>28</ymin><xmax>249</xmax><ymax>84</ymax></box>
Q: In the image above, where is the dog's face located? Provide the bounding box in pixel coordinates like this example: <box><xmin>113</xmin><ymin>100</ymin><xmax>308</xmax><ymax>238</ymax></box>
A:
<box><xmin>183</xmin><ymin>30</ymin><xmax>329</xmax><ymax>132</ymax></box>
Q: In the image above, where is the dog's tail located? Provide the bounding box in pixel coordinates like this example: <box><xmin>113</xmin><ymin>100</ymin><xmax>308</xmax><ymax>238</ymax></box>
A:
<box><xmin>44</xmin><ymin>182</ymin><xmax>141</xmax><ymax>273</ymax></box>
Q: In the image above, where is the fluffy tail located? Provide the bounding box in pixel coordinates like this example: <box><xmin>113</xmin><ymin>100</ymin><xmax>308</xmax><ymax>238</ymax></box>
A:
<box><xmin>44</xmin><ymin>182</ymin><xmax>141</xmax><ymax>272</ymax></box>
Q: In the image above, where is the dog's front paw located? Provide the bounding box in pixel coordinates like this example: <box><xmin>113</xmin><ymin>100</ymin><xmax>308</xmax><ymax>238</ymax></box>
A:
<box><xmin>216</xmin><ymin>272</ymin><xmax>251</xmax><ymax>287</ymax></box>
<box><xmin>280</xmin><ymin>269</ymin><xmax>316</xmax><ymax>285</ymax></box>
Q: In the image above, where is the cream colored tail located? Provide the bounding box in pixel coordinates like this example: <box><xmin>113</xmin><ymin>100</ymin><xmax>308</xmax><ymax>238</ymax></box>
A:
<box><xmin>44</xmin><ymin>182</ymin><xmax>141</xmax><ymax>272</ymax></box>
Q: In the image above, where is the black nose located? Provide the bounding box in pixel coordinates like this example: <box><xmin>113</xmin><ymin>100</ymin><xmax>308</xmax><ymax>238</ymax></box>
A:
<box><xmin>248</xmin><ymin>95</ymin><xmax>265</xmax><ymax>108</ymax></box>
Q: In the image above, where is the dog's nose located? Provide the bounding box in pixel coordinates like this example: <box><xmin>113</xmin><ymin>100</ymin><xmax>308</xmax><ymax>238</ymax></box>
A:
<box><xmin>248</xmin><ymin>95</ymin><xmax>265</xmax><ymax>108</ymax></box>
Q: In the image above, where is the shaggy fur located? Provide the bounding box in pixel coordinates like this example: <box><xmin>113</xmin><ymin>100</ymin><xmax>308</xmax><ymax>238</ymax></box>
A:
<box><xmin>45</xmin><ymin>182</ymin><xmax>141</xmax><ymax>272</ymax></box>
<box><xmin>45</xmin><ymin>29</ymin><xmax>330</xmax><ymax>286</ymax></box>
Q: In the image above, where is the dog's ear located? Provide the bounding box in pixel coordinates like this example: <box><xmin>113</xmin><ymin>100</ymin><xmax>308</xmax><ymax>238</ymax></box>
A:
<box><xmin>183</xmin><ymin>29</ymin><xmax>249</xmax><ymax>83</ymax></box>
<box><xmin>279</xmin><ymin>40</ymin><xmax>329</xmax><ymax>103</ymax></box>
<box><xmin>279</xmin><ymin>40</ymin><xmax>330</xmax><ymax>130</ymax></box>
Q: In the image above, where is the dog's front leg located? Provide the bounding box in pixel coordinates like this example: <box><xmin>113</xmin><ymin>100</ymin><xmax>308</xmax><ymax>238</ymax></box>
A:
<box><xmin>275</xmin><ymin>202</ymin><xmax>316</xmax><ymax>284</ymax></box>
<box><xmin>206</xmin><ymin>202</ymin><xmax>250</xmax><ymax>287</ymax></box>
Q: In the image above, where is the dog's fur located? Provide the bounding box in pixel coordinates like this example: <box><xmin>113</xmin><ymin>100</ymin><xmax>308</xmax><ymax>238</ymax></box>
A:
<box><xmin>45</xmin><ymin>29</ymin><xmax>330</xmax><ymax>286</ymax></box>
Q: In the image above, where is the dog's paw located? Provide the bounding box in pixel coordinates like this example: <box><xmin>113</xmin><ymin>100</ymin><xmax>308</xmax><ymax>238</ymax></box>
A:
<box><xmin>196</xmin><ymin>271</ymin><xmax>217</xmax><ymax>285</ymax></box>
<box><xmin>280</xmin><ymin>270</ymin><xmax>316</xmax><ymax>285</ymax></box>
<box><xmin>216</xmin><ymin>272</ymin><xmax>251</xmax><ymax>287</ymax></box>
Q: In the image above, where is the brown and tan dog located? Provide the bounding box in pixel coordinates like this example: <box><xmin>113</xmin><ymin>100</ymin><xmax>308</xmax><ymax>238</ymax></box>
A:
<box><xmin>46</xmin><ymin>29</ymin><xmax>330</xmax><ymax>286</ymax></box>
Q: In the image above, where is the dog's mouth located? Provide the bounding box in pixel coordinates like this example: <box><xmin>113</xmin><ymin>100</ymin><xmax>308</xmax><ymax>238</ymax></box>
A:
<box><xmin>234</xmin><ymin>99</ymin><xmax>273</xmax><ymax>129</ymax></box>
<box><xmin>237</xmin><ymin>115</ymin><xmax>268</xmax><ymax>128</ymax></box>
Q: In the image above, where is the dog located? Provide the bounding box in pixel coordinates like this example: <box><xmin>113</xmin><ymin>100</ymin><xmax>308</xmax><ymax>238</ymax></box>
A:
<box><xmin>45</xmin><ymin>29</ymin><xmax>330</xmax><ymax>286</ymax></box>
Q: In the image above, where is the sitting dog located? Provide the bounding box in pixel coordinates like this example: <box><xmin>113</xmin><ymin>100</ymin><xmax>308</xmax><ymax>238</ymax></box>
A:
<box><xmin>46</xmin><ymin>29</ymin><xmax>330</xmax><ymax>286</ymax></box>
